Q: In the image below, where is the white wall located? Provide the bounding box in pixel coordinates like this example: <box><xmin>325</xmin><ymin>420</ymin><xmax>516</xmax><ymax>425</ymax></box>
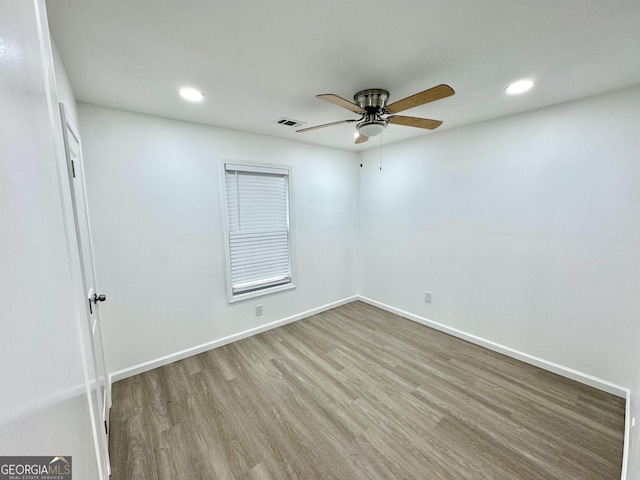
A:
<box><xmin>359</xmin><ymin>86</ymin><xmax>640</xmax><ymax>388</ymax></box>
<box><xmin>52</xmin><ymin>40</ymin><xmax>79</xmax><ymax>129</ymax></box>
<box><xmin>0</xmin><ymin>1</ymin><xmax>101</xmax><ymax>478</ymax></box>
<box><xmin>77</xmin><ymin>104</ymin><xmax>358</xmax><ymax>375</ymax></box>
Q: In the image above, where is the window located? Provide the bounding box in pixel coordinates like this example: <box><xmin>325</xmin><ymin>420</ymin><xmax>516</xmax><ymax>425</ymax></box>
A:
<box><xmin>222</xmin><ymin>162</ymin><xmax>294</xmax><ymax>302</ymax></box>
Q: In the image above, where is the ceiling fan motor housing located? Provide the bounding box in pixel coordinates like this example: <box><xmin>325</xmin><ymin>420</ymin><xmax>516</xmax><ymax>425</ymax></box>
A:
<box><xmin>354</xmin><ymin>89</ymin><xmax>390</xmax><ymax>112</ymax></box>
<box><xmin>354</xmin><ymin>89</ymin><xmax>390</xmax><ymax>136</ymax></box>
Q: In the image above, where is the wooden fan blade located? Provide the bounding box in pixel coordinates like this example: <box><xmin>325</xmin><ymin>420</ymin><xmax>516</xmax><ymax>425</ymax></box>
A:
<box><xmin>296</xmin><ymin>119</ymin><xmax>356</xmax><ymax>133</ymax></box>
<box><xmin>317</xmin><ymin>94</ymin><xmax>366</xmax><ymax>114</ymax></box>
<box><xmin>355</xmin><ymin>133</ymin><xmax>369</xmax><ymax>144</ymax></box>
<box><xmin>385</xmin><ymin>84</ymin><xmax>455</xmax><ymax>114</ymax></box>
<box><xmin>388</xmin><ymin>115</ymin><xmax>443</xmax><ymax>130</ymax></box>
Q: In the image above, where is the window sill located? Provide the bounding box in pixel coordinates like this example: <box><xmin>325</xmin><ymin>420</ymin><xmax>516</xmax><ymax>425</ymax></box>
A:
<box><xmin>228</xmin><ymin>282</ymin><xmax>296</xmax><ymax>304</ymax></box>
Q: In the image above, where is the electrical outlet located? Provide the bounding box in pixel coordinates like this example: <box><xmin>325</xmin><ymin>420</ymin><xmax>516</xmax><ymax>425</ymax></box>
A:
<box><xmin>256</xmin><ymin>304</ymin><xmax>263</xmax><ymax>316</ymax></box>
<box><xmin>424</xmin><ymin>291</ymin><xmax>432</xmax><ymax>303</ymax></box>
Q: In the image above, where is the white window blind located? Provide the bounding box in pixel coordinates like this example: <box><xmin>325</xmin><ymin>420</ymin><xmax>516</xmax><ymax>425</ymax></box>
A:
<box><xmin>225</xmin><ymin>164</ymin><xmax>292</xmax><ymax>296</ymax></box>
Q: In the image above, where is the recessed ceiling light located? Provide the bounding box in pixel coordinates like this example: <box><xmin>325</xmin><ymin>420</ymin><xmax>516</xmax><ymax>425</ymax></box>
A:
<box><xmin>506</xmin><ymin>79</ymin><xmax>534</xmax><ymax>95</ymax></box>
<box><xmin>179</xmin><ymin>87</ymin><xmax>204</xmax><ymax>102</ymax></box>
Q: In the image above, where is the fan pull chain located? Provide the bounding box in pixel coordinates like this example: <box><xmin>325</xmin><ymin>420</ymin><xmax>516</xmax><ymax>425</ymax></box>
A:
<box><xmin>360</xmin><ymin>142</ymin><xmax>363</xmax><ymax>167</ymax></box>
<box><xmin>379</xmin><ymin>132</ymin><xmax>383</xmax><ymax>170</ymax></box>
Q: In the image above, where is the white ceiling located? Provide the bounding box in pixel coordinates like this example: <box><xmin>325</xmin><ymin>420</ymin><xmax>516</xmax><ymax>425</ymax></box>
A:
<box><xmin>47</xmin><ymin>0</ymin><xmax>640</xmax><ymax>151</ymax></box>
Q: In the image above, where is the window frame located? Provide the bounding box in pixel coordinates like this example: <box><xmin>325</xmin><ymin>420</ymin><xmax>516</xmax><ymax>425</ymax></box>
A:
<box><xmin>220</xmin><ymin>160</ymin><xmax>296</xmax><ymax>304</ymax></box>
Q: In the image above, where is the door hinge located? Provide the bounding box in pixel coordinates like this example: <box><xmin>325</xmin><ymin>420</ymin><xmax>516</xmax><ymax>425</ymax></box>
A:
<box><xmin>104</xmin><ymin>420</ymin><xmax>108</xmax><ymax>435</ymax></box>
<box><xmin>71</xmin><ymin>159</ymin><xmax>76</xmax><ymax>178</ymax></box>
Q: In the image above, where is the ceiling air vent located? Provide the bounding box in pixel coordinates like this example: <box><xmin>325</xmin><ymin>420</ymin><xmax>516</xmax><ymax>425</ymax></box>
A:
<box><xmin>274</xmin><ymin>117</ymin><xmax>305</xmax><ymax>128</ymax></box>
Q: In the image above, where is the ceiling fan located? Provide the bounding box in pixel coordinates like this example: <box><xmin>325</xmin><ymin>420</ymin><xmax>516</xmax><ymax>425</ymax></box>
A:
<box><xmin>297</xmin><ymin>84</ymin><xmax>455</xmax><ymax>144</ymax></box>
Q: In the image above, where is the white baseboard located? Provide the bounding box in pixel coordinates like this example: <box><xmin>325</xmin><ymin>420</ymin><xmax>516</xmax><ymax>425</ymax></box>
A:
<box><xmin>108</xmin><ymin>295</ymin><xmax>358</xmax><ymax>384</ymax></box>
<box><xmin>111</xmin><ymin>293</ymin><xmax>628</xmax><ymax>397</ymax></box>
<box><xmin>356</xmin><ymin>296</ymin><xmax>628</xmax><ymax>398</ymax></box>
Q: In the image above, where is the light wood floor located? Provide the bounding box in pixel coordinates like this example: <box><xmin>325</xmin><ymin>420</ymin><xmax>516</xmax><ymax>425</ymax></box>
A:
<box><xmin>110</xmin><ymin>301</ymin><xmax>625</xmax><ymax>480</ymax></box>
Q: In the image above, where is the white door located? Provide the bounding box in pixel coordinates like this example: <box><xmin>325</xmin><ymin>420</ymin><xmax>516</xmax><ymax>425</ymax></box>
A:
<box><xmin>60</xmin><ymin>105</ymin><xmax>111</xmax><ymax>477</ymax></box>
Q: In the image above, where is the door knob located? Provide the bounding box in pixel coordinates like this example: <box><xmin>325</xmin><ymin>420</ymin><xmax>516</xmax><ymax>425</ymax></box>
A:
<box><xmin>89</xmin><ymin>293</ymin><xmax>106</xmax><ymax>314</ymax></box>
<box><xmin>92</xmin><ymin>293</ymin><xmax>106</xmax><ymax>303</ymax></box>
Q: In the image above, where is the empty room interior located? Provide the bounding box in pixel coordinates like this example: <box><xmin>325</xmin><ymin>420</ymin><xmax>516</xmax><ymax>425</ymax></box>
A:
<box><xmin>3</xmin><ymin>1</ymin><xmax>640</xmax><ymax>479</ymax></box>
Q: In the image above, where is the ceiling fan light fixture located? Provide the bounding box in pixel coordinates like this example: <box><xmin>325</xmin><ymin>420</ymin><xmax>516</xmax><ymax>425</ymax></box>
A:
<box><xmin>357</xmin><ymin>119</ymin><xmax>387</xmax><ymax>137</ymax></box>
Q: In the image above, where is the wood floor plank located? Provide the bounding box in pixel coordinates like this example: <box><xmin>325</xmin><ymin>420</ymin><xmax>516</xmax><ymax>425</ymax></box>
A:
<box><xmin>110</xmin><ymin>301</ymin><xmax>625</xmax><ymax>479</ymax></box>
